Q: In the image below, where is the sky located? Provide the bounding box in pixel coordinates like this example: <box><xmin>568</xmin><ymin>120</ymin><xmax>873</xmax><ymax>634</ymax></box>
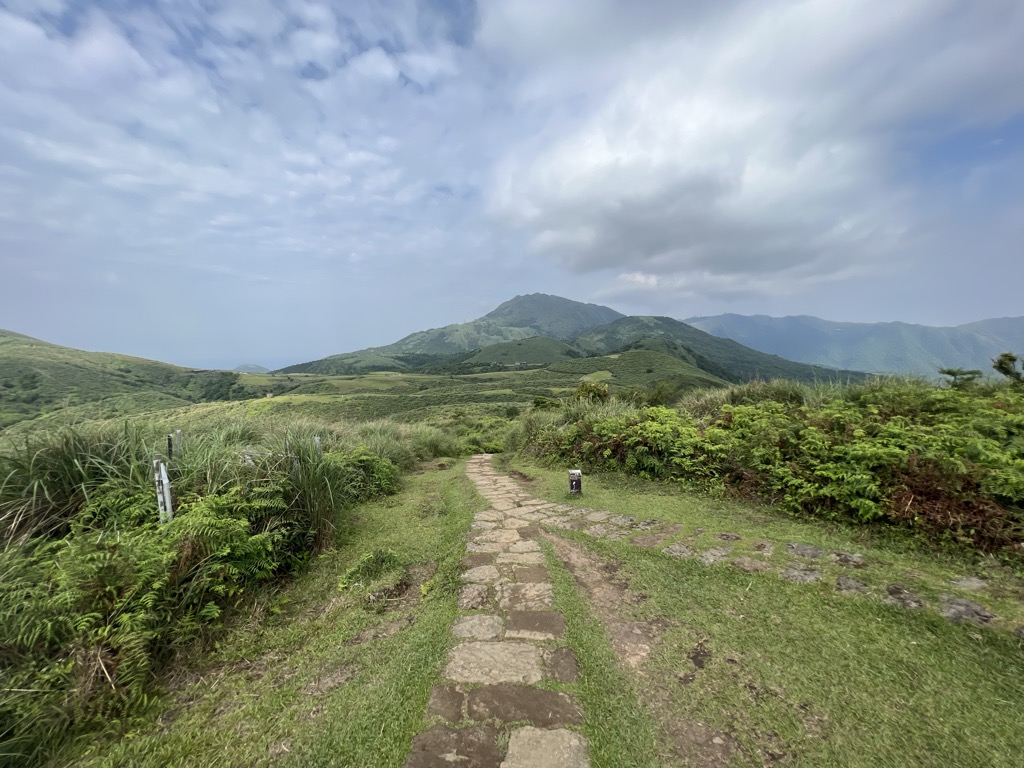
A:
<box><xmin>1</xmin><ymin>0</ymin><xmax>1022</xmax><ymax>369</ymax></box>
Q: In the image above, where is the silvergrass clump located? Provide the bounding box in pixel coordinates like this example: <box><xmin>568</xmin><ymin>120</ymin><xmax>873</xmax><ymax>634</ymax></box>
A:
<box><xmin>0</xmin><ymin>412</ymin><xmax>427</xmax><ymax>765</ymax></box>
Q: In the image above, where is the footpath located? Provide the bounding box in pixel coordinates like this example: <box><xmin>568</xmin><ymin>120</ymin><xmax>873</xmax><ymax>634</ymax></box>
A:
<box><xmin>404</xmin><ymin>454</ymin><xmax>590</xmax><ymax>767</ymax></box>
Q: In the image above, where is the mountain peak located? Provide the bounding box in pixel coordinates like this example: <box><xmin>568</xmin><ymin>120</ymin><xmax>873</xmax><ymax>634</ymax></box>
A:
<box><xmin>482</xmin><ymin>294</ymin><xmax>624</xmax><ymax>338</ymax></box>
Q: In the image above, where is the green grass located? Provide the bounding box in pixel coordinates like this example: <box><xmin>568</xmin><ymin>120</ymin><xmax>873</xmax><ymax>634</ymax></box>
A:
<box><xmin>542</xmin><ymin>538</ymin><xmax>662</xmax><ymax>767</ymax></box>
<box><xmin>57</xmin><ymin>459</ymin><xmax>485</xmax><ymax>768</ymax></box>
<box><xmin>503</xmin><ymin>457</ymin><xmax>1024</xmax><ymax>766</ymax></box>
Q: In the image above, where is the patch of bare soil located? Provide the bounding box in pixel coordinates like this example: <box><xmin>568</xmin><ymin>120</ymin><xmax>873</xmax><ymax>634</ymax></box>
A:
<box><xmin>544</xmin><ymin>534</ymin><xmax>740</xmax><ymax>767</ymax></box>
<box><xmin>509</xmin><ymin>469</ymin><xmax>536</xmax><ymax>484</ymax></box>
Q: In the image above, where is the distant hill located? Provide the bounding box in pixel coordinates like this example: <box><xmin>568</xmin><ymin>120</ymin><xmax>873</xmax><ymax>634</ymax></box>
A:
<box><xmin>685</xmin><ymin>314</ymin><xmax>1024</xmax><ymax>376</ymax></box>
<box><xmin>0</xmin><ymin>329</ymin><xmax>245</xmax><ymax>429</ymax></box>
<box><xmin>574</xmin><ymin>316</ymin><xmax>863</xmax><ymax>384</ymax></box>
<box><xmin>281</xmin><ymin>294</ymin><xmax>623</xmax><ymax>374</ymax></box>
<box><xmin>234</xmin><ymin>364</ymin><xmax>269</xmax><ymax>373</ymax></box>
<box><xmin>283</xmin><ymin>297</ymin><xmax>862</xmax><ymax>386</ymax></box>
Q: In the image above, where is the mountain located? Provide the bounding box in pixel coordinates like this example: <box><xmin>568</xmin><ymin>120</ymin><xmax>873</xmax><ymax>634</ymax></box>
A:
<box><xmin>0</xmin><ymin>329</ymin><xmax>244</xmax><ymax>429</ymax></box>
<box><xmin>281</xmin><ymin>294</ymin><xmax>624</xmax><ymax>374</ymax></box>
<box><xmin>574</xmin><ymin>316</ymin><xmax>863</xmax><ymax>384</ymax></box>
<box><xmin>234</xmin><ymin>364</ymin><xmax>269</xmax><ymax>373</ymax></box>
<box><xmin>685</xmin><ymin>314</ymin><xmax>1024</xmax><ymax>376</ymax></box>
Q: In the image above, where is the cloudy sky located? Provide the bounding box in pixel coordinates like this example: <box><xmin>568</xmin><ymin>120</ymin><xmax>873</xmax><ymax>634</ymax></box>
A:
<box><xmin>1</xmin><ymin>0</ymin><xmax>1022</xmax><ymax>369</ymax></box>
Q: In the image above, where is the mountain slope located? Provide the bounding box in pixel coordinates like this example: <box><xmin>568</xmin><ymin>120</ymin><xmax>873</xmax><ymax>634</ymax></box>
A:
<box><xmin>686</xmin><ymin>314</ymin><xmax>1024</xmax><ymax>376</ymax></box>
<box><xmin>0</xmin><ymin>329</ymin><xmax>239</xmax><ymax>429</ymax></box>
<box><xmin>574</xmin><ymin>316</ymin><xmax>864</xmax><ymax>384</ymax></box>
<box><xmin>281</xmin><ymin>294</ymin><xmax>623</xmax><ymax>373</ymax></box>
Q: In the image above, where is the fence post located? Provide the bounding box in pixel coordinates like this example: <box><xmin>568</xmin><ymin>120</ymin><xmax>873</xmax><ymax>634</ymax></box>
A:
<box><xmin>174</xmin><ymin>429</ymin><xmax>182</xmax><ymax>456</ymax></box>
<box><xmin>154</xmin><ymin>457</ymin><xmax>167</xmax><ymax>524</ymax></box>
<box><xmin>160</xmin><ymin>462</ymin><xmax>173</xmax><ymax>522</ymax></box>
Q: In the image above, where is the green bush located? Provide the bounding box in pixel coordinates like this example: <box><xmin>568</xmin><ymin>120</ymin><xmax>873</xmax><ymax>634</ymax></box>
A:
<box><xmin>0</xmin><ymin>417</ymin><xmax>414</xmax><ymax>765</ymax></box>
<box><xmin>521</xmin><ymin>379</ymin><xmax>1024</xmax><ymax>554</ymax></box>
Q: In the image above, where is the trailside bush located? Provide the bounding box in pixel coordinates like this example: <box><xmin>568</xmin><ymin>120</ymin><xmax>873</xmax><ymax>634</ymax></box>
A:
<box><xmin>522</xmin><ymin>380</ymin><xmax>1024</xmax><ymax>554</ymax></box>
<box><xmin>0</xmin><ymin>421</ymin><xmax>411</xmax><ymax>766</ymax></box>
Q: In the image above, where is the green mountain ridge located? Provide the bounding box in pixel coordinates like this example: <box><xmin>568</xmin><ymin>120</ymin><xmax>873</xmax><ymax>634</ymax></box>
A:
<box><xmin>685</xmin><ymin>314</ymin><xmax>1024</xmax><ymax>376</ymax></box>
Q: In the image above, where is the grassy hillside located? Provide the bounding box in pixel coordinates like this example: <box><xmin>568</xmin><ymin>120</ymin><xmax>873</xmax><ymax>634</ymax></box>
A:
<box><xmin>464</xmin><ymin>336</ymin><xmax>582</xmax><ymax>365</ymax></box>
<box><xmin>0</xmin><ymin>330</ymin><xmax>238</xmax><ymax>429</ymax></box>
<box><xmin>687</xmin><ymin>313</ymin><xmax>1024</xmax><ymax>376</ymax></box>
<box><xmin>548</xmin><ymin>349</ymin><xmax>727</xmax><ymax>390</ymax></box>
<box><xmin>574</xmin><ymin>316</ymin><xmax>863</xmax><ymax>384</ymax></box>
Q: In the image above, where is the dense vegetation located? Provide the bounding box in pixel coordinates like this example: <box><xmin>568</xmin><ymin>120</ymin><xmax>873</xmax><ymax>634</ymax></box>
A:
<box><xmin>0</xmin><ymin>415</ymin><xmax>458</xmax><ymax>765</ymax></box>
<box><xmin>508</xmin><ymin>377</ymin><xmax>1024</xmax><ymax>556</ymax></box>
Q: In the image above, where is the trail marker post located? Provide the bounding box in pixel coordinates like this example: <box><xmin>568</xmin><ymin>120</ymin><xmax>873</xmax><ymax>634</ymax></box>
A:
<box><xmin>569</xmin><ymin>469</ymin><xmax>582</xmax><ymax>494</ymax></box>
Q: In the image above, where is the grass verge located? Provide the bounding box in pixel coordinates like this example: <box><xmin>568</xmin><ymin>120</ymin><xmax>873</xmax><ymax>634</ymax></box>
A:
<box><xmin>56</xmin><ymin>459</ymin><xmax>484</xmax><ymax>768</ymax></box>
<box><xmin>504</xmin><ymin>457</ymin><xmax>1024</xmax><ymax>766</ymax></box>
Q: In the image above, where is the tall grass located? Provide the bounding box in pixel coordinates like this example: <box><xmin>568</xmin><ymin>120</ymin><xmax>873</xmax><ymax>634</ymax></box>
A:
<box><xmin>0</xmin><ymin>413</ymin><xmax>459</xmax><ymax>766</ymax></box>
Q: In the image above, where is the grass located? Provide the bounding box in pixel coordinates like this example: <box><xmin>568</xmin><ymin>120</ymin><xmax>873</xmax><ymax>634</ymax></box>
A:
<box><xmin>501</xmin><ymin>456</ymin><xmax>1024</xmax><ymax>766</ymax></box>
<box><xmin>56</xmin><ymin>459</ymin><xmax>485</xmax><ymax>768</ymax></box>
<box><xmin>541</xmin><ymin>538</ymin><xmax>662</xmax><ymax>767</ymax></box>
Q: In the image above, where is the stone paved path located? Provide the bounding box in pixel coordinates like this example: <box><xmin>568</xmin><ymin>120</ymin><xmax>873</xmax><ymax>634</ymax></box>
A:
<box><xmin>404</xmin><ymin>455</ymin><xmax>590</xmax><ymax>768</ymax></box>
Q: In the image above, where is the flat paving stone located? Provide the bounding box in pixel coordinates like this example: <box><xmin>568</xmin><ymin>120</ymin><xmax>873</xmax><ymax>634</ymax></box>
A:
<box><xmin>497</xmin><ymin>582</ymin><xmax>554</xmax><ymax>611</ymax></box>
<box><xmin>404</xmin><ymin>724</ymin><xmax>499</xmax><ymax>768</ymax></box>
<box><xmin>478</xmin><ymin>529</ymin><xmax>521</xmax><ymax>545</ymax></box>
<box><xmin>467</xmin><ymin>542</ymin><xmax>505</xmax><ymax>554</ymax></box>
<box><xmin>662</xmin><ymin>542</ymin><xmax>695</xmax><ymax>558</ymax></box>
<box><xmin>462</xmin><ymin>553</ymin><xmax>495</xmax><ymax>569</ymax></box>
<box><xmin>832</xmin><ymin>551</ymin><xmax>866</xmax><ymax>568</ymax></box>
<box><xmin>543</xmin><ymin>647</ymin><xmax>580</xmax><ymax>684</ymax></box>
<box><xmin>505</xmin><ymin>611</ymin><xmax>565</xmax><ymax>641</ymax></box>
<box><xmin>836</xmin><ymin>575</ymin><xmax>868</xmax><ymax>593</ymax></box>
<box><xmin>939</xmin><ymin>595</ymin><xmax>994</xmax><ymax>624</ymax></box>
<box><xmin>781</xmin><ymin>564</ymin><xmax>822</xmax><ymax>583</ymax></box>
<box><xmin>496</xmin><ymin>552</ymin><xmax>546</xmax><ymax>566</ymax></box>
<box><xmin>502</xmin><ymin>518</ymin><xmax>533</xmax><ymax>529</ymax></box>
<box><xmin>699</xmin><ymin>546</ymin><xmax>733</xmax><ymax>565</ymax></box>
<box><xmin>585</xmin><ymin>524</ymin><xmax>620</xmax><ymax>538</ymax></box>
<box><xmin>584</xmin><ymin>511</ymin><xmax>610</xmax><ymax>522</ymax></box>
<box><xmin>445</xmin><ymin>642</ymin><xmax>544</xmax><ymax>684</ymax></box>
<box><xmin>753</xmin><ymin>541</ymin><xmax>775</xmax><ymax>555</ymax></box>
<box><xmin>513</xmin><ymin>566</ymin><xmax>549</xmax><ymax>583</ymax></box>
<box><xmin>501</xmin><ymin>726</ymin><xmax>590</xmax><ymax>768</ymax></box>
<box><xmin>884</xmin><ymin>584</ymin><xmax>923</xmax><ymax>610</ymax></box>
<box><xmin>459</xmin><ymin>584</ymin><xmax>489</xmax><ymax>610</ymax></box>
<box><xmin>477</xmin><ymin>510</ymin><xmax>504</xmax><ymax>522</ymax></box>
<box><xmin>718</xmin><ymin>532</ymin><xmax>742</xmax><ymax>541</ymax></box>
<box><xmin>467</xmin><ymin>685</ymin><xmax>581</xmax><ymax>727</ymax></box>
<box><xmin>508</xmin><ymin>540</ymin><xmax>542</xmax><ymax>553</ymax></box>
<box><xmin>426</xmin><ymin>685</ymin><xmax>465</xmax><ymax>722</ymax></box>
<box><xmin>453</xmin><ymin>614</ymin><xmax>504</xmax><ymax>641</ymax></box>
<box><xmin>463</xmin><ymin>566</ymin><xmax>501</xmax><ymax>584</ymax></box>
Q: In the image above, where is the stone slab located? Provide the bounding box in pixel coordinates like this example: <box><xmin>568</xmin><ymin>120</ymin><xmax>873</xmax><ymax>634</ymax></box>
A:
<box><xmin>501</xmin><ymin>727</ymin><xmax>590</xmax><ymax>768</ymax></box>
<box><xmin>497</xmin><ymin>552</ymin><xmax>546</xmax><ymax>566</ymax></box>
<box><xmin>463</xmin><ymin>566</ymin><xmax>501</xmax><ymax>584</ymax></box>
<box><xmin>508</xmin><ymin>540</ymin><xmax>542</xmax><ymax>553</ymax></box>
<box><xmin>543</xmin><ymin>647</ymin><xmax>580</xmax><ymax>684</ymax></box>
<box><xmin>458</xmin><ymin>584</ymin><xmax>489</xmax><ymax>610</ymax></box>
<box><xmin>462</xmin><ymin>553</ymin><xmax>495</xmax><ymax>569</ymax></box>
<box><xmin>478</xmin><ymin>529</ymin><xmax>522</xmax><ymax>545</ymax></box>
<box><xmin>453</xmin><ymin>614</ymin><xmax>504</xmax><ymax>641</ymax></box>
<box><xmin>445</xmin><ymin>642</ymin><xmax>544</xmax><ymax>684</ymax></box>
<box><xmin>497</xmin><ymin>582</ymin><xmax>554</xmax><ymax>611</ymax></box>
<box><xmin>513</xmin><ymin>566</ymin><xmax>550</xmax><ymax>583</ymax></box>
<box><xmin>505</xmin><ymin>611</ymin><xmax>565</xmax><ymax>641</ymax></box>
<box><xmin>466</xmin><ymin>685</ymin><xmax>581</xmax><ymax>727</ymax></box>
<box><xmin>699</xmin><ymin>546</ymin><xmax>733</xmax><ymax>565</ymax></box>
<box><xmin>405</xmin><ymin>724</ymin><xmax>499</xmax><ymax>768</ymax></box>
<box><xmin>426</xmin><ymin>685</ymin><xmax>464</xmax><ymax>722</ymax></box>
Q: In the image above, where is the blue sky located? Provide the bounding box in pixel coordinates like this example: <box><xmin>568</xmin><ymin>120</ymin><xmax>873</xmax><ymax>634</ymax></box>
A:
<box><xmin>1</xmin><ymin>0</ymin><xmax>1022</xmax><ymax>369</ymax></box>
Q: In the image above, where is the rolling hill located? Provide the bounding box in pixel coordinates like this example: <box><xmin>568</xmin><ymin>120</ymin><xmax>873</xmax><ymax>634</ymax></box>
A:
<box><xmin>686</xmin><ymin>314</ymin><xmax>1024</xmax><ymax>376</ymax></box>
<box><xmin>0</xmin><ymin>329</ymin><xmax>253</xmax><ymax>429</ymax></box>
<box><xmin>574</xmin><ymin>316</ymin><xmax>864</xmax><ymax>384</ymax></box>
